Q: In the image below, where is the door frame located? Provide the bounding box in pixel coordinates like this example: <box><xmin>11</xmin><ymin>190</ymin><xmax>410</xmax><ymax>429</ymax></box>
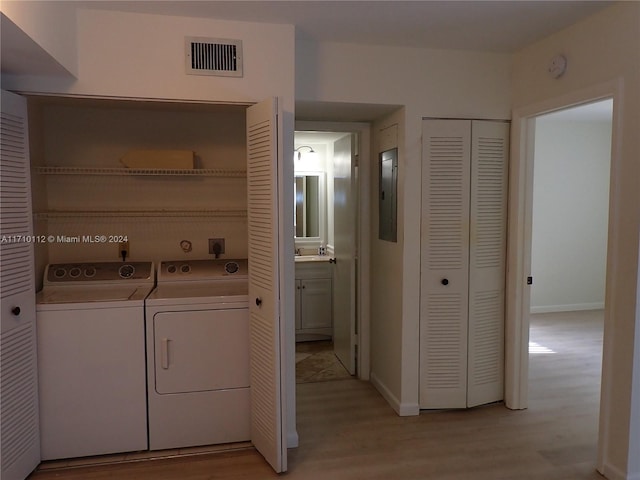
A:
<box><xmin>295</xmin><ymin>120</ymin><xmax>371</xmax><ymax>380</ymax></box>
<box><xmin>505</xmin><ymin>79</ymin><xmax>622</xmax><ymax>474</ymax></box>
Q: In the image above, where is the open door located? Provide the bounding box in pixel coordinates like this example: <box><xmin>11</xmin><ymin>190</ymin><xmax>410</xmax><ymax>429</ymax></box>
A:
<box><xmin>1</xmin><ymin>90</ymin><xmax>40</xmax><ymax>480</ymax></box>
<box><xmin>332</xmin><ymin>133</ymin><xmax>357</xmax><ymax>374</ymax></box>
<box><xmin>246</xmin><ymin>98</ymin><xmax>287</xmax><ymax>472</ymax></box>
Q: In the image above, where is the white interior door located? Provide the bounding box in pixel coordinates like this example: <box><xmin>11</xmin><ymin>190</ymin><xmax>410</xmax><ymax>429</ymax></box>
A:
<box><xmin>420</xmin><ymin>119</ymin><xmax>471</xmax><ymax>409</ymax></box>
<box><xmin>332</xmin><ymin>134</ymin><xmax>357</xmax><ymax>375</ymax></box>
<box><xmin>0</xmin><ymin>90</ymin><xmax>40</xmax><ymax>480</ymax></box>
<box><xmin>246</xmin><ymin>98</ymin><xmax>286</xmax><ymax>473</ymax></box>
<box><xmin>467</xmin><ymin>121</ymin><xmax>509</xmax><ymax>407</ymax></box>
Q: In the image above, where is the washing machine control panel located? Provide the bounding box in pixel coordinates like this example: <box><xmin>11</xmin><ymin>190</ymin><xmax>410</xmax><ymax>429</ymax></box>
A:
<box><xmin>45</xmin><ymin>262</ymin><xmax>153</xmax><ymax>283</ymax></box>
<box><xmin>159</xmin><ymin>259</ymin><xmax>248</xmax><ymax>282</ymax></box>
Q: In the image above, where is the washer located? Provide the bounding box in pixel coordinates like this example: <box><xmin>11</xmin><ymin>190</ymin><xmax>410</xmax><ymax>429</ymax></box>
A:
<box><xmin>36</xmin><ymin>261</ymin><xmax>154</xmax><ymax>461</ymax></box>
<box><xmin>145</xmin><ymin>259</ymin><xmax>250</xmax><ymax>451</ymax></box>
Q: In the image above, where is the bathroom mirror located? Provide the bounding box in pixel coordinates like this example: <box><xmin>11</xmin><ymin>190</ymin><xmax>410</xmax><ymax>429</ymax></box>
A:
<box><xmin>294</xmin><ymin>174</ymin><xmax>323</xmax><ymax>239</ymax></box>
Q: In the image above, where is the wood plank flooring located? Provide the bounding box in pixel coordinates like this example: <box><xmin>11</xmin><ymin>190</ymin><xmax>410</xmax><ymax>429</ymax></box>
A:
<box><xmin>29</xmin><ymin>310</ymin><xmax>604</xmax><ymax>480</ymax></box>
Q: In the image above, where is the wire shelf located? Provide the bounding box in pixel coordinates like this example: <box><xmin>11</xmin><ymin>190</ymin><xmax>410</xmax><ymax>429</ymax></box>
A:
<box><xmin>33</xmin><ymin>166</ymin><xmax>247</xmax><ymax>177</ymax></box>
<box><xmin>34</xmin><ymin>209</ymin><xmax>248</xmax><ymax>219</ymax></box>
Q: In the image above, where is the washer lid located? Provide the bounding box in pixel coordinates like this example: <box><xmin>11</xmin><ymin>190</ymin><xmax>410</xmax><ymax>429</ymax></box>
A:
<box><xmin>147</xmin><ymin>281</ymin><xmax>248</xmax><ymax>302</ymax></box>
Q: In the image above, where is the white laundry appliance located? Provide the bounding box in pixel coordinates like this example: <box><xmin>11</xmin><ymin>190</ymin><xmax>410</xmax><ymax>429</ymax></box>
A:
<box><xmin>145</xmin><ymin>259</ymin><xmax>250</xmax><ymax>451</ymax></box>
<box><xmin>36</xmin><ymin>261</ymin><xmax>154</xmax><ymax>460</ymax></box>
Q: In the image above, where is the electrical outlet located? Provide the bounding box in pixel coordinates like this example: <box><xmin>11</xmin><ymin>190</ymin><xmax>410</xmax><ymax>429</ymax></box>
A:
<box><xmin>119</xmin><ymin>241</ymin><xmax>130</xmax><ymax>261</ymax></box>
<box><xmin>208</xmin><ymin>238</ymin><xmax>225</xmax><ymax>255</ymax></box>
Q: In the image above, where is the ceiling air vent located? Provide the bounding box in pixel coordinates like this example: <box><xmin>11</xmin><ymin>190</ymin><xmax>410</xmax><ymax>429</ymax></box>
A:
<box><xmin>185</xmin><ymin>37</ymin><xmax>243</xmax><ymax>77</ymax></box>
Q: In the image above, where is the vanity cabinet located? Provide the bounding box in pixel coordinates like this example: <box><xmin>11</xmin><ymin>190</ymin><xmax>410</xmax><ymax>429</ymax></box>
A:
<box><xmin>295</xmin><ymin>261</ymin><xmax>332</xmax><ymax>340</ymax></box>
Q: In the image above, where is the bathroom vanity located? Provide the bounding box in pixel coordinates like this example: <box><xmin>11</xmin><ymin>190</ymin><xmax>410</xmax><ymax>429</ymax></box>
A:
<box><xmin>294</xmin><ymin>257</ymin><xmax>333</xmax><ymax>341</ymax></box>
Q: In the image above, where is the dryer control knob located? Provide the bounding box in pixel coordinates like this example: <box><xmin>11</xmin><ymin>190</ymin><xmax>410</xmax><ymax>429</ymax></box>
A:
<box><xmin>119</xmin><ymin>264</ymin><xmax>136</xmax><ymax>278</ymax></box>
<box><xmin>225</xmin><ymin>262</ymin><xmax>239</xmax><ymax>274</ymax></box>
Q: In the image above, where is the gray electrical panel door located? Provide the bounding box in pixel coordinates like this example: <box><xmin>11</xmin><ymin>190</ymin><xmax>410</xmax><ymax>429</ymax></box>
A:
<box><xmin>379</xmin><ymin>148</ymin><xmax>398</xmax><ymax>242</ymax></box>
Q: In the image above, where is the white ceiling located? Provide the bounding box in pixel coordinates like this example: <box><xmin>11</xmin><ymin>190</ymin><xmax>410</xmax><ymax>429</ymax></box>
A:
<box><xmin>69</xmin><ymin>1</ymin><xmax>613</xmax><ymax>53</ymax></box>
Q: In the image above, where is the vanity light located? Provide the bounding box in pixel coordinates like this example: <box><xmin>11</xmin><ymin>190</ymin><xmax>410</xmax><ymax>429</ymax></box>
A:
<box><xmin>294</xmin><ymin>145</ymin><xmax>316</xmax><ymax>161</ymax></box>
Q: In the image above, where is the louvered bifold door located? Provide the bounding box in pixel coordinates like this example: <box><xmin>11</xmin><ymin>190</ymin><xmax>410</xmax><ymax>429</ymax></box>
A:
<box><xmin>419</xmin><ymin>120</ymin><xmax>471</xmax><ymax>409</ymax></box>
<box><xmin>0</xmin><ymin>90</ymin><xmax>40</xmax><ymax>480</ymax></box>
<box><xmin>246</xmin><ymin>98</ymin><xmax>286</xmax><ymax>473</ymax></box>
<box><xmin>467</xmin><ymin>121</ymin><xmax>508</xmax><ymax>407</ymax></box>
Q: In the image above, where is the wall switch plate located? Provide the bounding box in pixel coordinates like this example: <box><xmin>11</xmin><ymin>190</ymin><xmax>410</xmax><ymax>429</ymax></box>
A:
<box><xmin>209</xmin><ymin>238</ymin><xmax>225</xmax><ymax>255</ymax></box>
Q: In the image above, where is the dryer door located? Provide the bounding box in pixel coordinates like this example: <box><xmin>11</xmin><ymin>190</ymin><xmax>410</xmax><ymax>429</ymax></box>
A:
<box><xmin>153</xmin><ymin>308</ymin><xmax>249</xmax><ymax>394</ymax></box>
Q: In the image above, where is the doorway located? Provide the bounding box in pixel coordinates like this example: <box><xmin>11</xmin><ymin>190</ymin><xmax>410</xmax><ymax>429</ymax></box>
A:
<box><xmin>505</xmin><ymin>86</ymin><xmax>619</xmax><ymax>475</ymax></box>
<box><xmin>293</xmin><ymin>129</ymin><xmax>358</xmax><ymax>381</ymax></box>
<box><xmin>528</xmin><ymin>99</ymin><xmax>612</xmax><ymax>464</ymax></box>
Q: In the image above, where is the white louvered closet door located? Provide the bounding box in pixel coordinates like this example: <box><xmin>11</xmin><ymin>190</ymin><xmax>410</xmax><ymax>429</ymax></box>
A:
<box><xmin>0</xmin><ymin>90</ymin><xmax>40</xmax><ymax>480</ymax></box>
<box><xmin>246</xmin><ymin>98</ymin><xmax>286</xmax><ymax>473</ymax></box>
<box><xmin>467</xmin><ymin>121</ymin><xmax>509</xmax><ymax>408</ymax></box>
<box><xmin>420</xmin><ymin>120</ymin><xmax>471</xmax><ymax>409</ymax></box>
<box><xmin>420</xmin><ymin>119</ymin><xmax>507</xmax><ymax>410</ymax></box>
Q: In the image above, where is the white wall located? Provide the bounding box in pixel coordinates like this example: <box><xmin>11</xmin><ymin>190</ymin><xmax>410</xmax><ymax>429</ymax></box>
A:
<box><xmin>297</xmin><ymin>39</ymin><xmax>512</xmax><ymax>414</ymax></box>
<box><xmin>531</xmin><ymin>117</ymin><xmax>611</xmax><ymax>313</ymax></box>
<box><xmin>511</xmin><ymin>3</ymin><xmax>640</xmax><ymax>477</ymax></box>
<box><xmin>2</xmin><ymin>8</ymin><xmax>294</xmax><ymax>108</ymax></box>
<box><xmin>1</xmin><ymin>0</ymin><xmax>78</xmax><ymax>76</ymax></box>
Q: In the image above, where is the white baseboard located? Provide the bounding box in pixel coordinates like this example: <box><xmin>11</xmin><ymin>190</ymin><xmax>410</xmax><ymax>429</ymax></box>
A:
<box><xmin>601</xmin><ymin>462</ymin><xmax>640</xmax><ymax>480</ymax></box>
<box><xmin>370</xmin><ymin>372</ymin><xmax>419</xmax><ymax>417</ymax></box>
<box><xmin>287</xmin><ymin>430</ymin><xmax>299</xmax><ymax>449</ymax></box>
<box><xmin>530</xmin><ymin>302</ymin><xmax>604</xmax><ymax>314</ymax></box>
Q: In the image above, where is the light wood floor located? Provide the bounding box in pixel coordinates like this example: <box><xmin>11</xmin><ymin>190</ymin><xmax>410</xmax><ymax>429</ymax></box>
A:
<box><xmin>29</xmin><ymin>310</ymin><xmax>604</xmax><ymax>480</ymax></box>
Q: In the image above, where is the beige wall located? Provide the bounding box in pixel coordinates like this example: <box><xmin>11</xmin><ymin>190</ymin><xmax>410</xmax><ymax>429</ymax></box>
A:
<box><xmin>2</xmin><ymin>8</ymin><xmax>295</xmax><ymax>109</ymax></box>
<box><xmin>1</xmin><ymin>0</ymin><xmax>78</xmax><ymax>76</ymax></box>
<box><xmin>370</xmin><ymin>110</ymin><xmax>405</xmax><ymax>409</ymax></box>
<box><xmin>511</xmin><ymin>3</ymin><xmax>640</xmax><ymax>478</ymax></box>
<box><xmin>531</xmin><ymin>118</ymin><xmax>611</xmax><ymax>313</ymax></box>
<box><xmin>298</xmin><ymin>39</ymin><xmax>512</xmax><ymax>414</ymax></box>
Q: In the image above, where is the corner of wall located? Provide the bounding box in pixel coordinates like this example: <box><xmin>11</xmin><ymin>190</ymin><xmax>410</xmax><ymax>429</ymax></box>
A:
<box><xmin>370</xmin><ymin>372</ymin><xmax>419</xmax><ymax>416</ymax></box>
<box><xmin>1</xmin><ymin>3</ymin><xmax>78</xmax><ymax>77</ymax></box>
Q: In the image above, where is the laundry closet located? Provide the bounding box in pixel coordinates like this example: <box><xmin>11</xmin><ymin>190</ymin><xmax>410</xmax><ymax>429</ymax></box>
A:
<box><xmin>1</xmin><ymin>90</ymin><xmax>289</xmax><ymax>479</ymax></box>
<box><xmin>24</xmin><ymin>95</ymin><xmax>253</xmax><ymax>457</ymax></box>
<box><xmin>28</xmin><ymin>96</ymin><xmax>250</xmax><ymax>272</ymax></box>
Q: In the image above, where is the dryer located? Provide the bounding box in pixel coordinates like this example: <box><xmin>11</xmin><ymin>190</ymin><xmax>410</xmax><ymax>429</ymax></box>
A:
<box><xmin>36</xmin><ymin>261</ymin><xmax>154</xmax><ymax>460</ymax></box>
<box><xmin>145</xmin><ymin>259</ymin><xmax>250</xmax><ymax>450</ymax></box>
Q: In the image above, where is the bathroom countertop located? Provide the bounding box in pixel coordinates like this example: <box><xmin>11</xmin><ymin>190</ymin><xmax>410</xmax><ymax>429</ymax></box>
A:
<box><xmin>294</xmin><ymin>255</ymin><xmax>333</xmax><ymax>263</ymax></box>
